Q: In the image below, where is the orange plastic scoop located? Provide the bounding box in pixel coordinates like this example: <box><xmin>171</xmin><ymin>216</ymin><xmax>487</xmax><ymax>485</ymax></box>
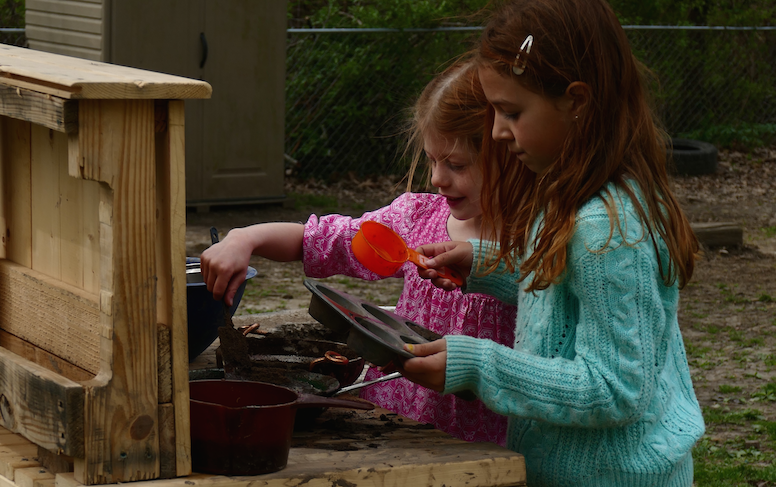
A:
<box><xmin>352</xmin><ymin>221</ymin><xmax>464</xmax><ymax>286</ymax></box>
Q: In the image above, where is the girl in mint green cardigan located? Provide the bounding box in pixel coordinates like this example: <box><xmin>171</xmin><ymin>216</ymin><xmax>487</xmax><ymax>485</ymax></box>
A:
<box><xmin>399</xmin><ymin>0</ymin><xmax>705</xmax><ymax>486</ymax></box>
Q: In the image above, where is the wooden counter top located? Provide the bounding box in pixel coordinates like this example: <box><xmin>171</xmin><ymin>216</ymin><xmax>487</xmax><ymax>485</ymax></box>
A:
<box><xmin>56</xmin><ymin>405</ymin><xmax>526</xmax><ymax>487</ymax></box>
<box><xmin>0</xmin><ymin>402</ymin><xmax>527</xmax><ymax>487</ymax></box>
<box><xmin>176</xmin><ymin>311</ymin><xmax>526</xmax><ymax>486</ymax></box>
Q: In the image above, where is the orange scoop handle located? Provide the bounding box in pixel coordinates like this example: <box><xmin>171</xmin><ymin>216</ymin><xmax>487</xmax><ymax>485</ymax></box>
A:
<box><xmin>406</xmin><ymin>248</ymin><xmax>464</xmax><ymax>287</ymax></box>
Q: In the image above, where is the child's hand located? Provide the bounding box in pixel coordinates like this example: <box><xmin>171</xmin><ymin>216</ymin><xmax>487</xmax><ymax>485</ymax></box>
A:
<box><xmin>397</xmin><ymin>339</ymin><xmax>448</xmax><ymax>392</ymax></box>
<box><xmin>200</xmin><ymin>229</ymin><xmax>254</xmax><ymax>307</ymax></box>
<box><xmin>415</xmin><ymin>241</ymin><xmax>474</xmax><ymax>291</ymax></box>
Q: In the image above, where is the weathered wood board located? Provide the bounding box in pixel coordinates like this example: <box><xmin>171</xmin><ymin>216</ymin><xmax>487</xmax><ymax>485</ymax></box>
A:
<box><xmin>0</xmin><ymin>46</ymin><xmax>210</xmax><ymax>485</ymax></box>
<box><xmin>691</xmin><ymin>222</ymin><xmax>743</xmax><ymax>249</ymax></box>
<box><xmin>0</xmin><ymin>401</ymin><xmax>528</xmax><ymax>487</ymax></box>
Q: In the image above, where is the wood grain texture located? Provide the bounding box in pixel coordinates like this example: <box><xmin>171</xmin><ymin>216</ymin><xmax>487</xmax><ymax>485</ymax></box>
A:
<box><xmin>156</xmin><ymin>405</ymin><xmax>175</xmax><ymax>480</ymax></box>
<box><xmin>691</xmin><ymin>222</ymin><xmax>743</xmax><ymax>249</ymax></box>
<box><xmin>159</xmin><ymin>101</ymin><xmax>190</xmax><ymax>477</ymax></box>
<box><xmin>13</xmin><ymin>466</ymin><xmax>56</xmax><ymax>487</ymax></box>
<box><xmin>0</xmin><ymin>331</ymin><xmax>92</xmax><ymax>382</ymax></box>
<box><xmin>0</xmin><ymin>260</ymin><xmax>99</xmax><ymax>374</ymax></box>
<box><xmin>0</xmin><ymin>117</ymin><xmax>32</xmax><ymax>268</ymax></box>
<box><xmin>0</xmin><ymin>45</ymin><xmax>211</xmax><ymax>100</ymax></box>
<box><xmin>0</xmin><ymin>85</ymin><xmax>76</xmax><ymax>133</ymax></box>
<box><xmin>0</xmin><ymin>348</ymin><xmax>84</xmax><ymax>458</ymax></box>
<box><xmin>77</xmin><ymin>99</ymin><xmax>160</xmax><ymax>484</ymax></box>
<box><xmin>29</xmin><ymin>125</ymin><xmax>62</xmax><ymax>280</ymax></box>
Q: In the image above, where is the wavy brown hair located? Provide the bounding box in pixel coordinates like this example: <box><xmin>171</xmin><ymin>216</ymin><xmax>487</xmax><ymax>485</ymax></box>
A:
<box><xmin>476</xmin><ymin>0</ymin><xmax>699</xmax><ymax>291</ymax></box>
<box><xmin>404</xmin><ymin>57</ymin><xmax>490</xmax><ymax>192</ymax></box>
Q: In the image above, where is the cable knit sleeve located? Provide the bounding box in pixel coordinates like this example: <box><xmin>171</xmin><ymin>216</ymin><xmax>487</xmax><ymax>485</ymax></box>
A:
<box><xmin>464</xmin><ymin>239</ymin><xmax>520</xmax><ymax>305</ymax></box>
<box><xmin>302</xmin><ymin>192</ymin><xmax>436</xmax><ymax>280</ymax></box>
<box><xmin>445</xmin><ymin>201</ymin><xmax>672</xmax><ymax>429</ymax></box>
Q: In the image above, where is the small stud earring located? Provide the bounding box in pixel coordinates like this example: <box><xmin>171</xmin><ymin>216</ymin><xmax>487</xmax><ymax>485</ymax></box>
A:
<box><xmin>574</xmin><ymin>115</ymin><xmax>579</xmax><ymax>120</ymax></box>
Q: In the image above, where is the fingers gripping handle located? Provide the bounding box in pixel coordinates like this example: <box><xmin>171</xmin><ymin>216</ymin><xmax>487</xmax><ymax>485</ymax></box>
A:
<box><xmin>408</xmin><ymin>249</ymin><xmax>464</xmax><ymax>286</ymax></box>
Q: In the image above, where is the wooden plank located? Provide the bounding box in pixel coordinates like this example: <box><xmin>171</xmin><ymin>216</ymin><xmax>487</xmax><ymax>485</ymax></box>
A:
<box><xmin>157</xmin><ymin>100</ymin><xmax>190</xmax><ymax>478</ymax></box>
<box><xmin>57</xmin><ymin>450</ymin><xmax>525</xmax><ymax>487</ymax></box>
<box><xmin>76</xmin><ymin>99</ymin><xmax>160</xmax><ymax>484</ymax></box>
<box><xmin>0</xmin><ymin>45</ymin><xmax>212</xmax><ymax>100</ymax></box>
<box><xmin>691</xmin><ymin>222</ymin><xmax>743</xmax><ymax>249</ymax></box>
<box><xmin>79</xmin><ymin>178</ymin><xmax>99</xmax><ymax>295</ymax></box>
<box><xmin>30</xmin><ymin>124</ymin><xmax>62</xmax><ymax>280</ymax></box>
<box><xmin>57</xmin><ymin>405</ymin><xmax>526</xmax><ymax>487</ymax></box>
<box><xmin>14</xmin><ymin>467</ymin><xmax>56</xmax><ymax>487</ymax></box>
<box><xmin>0</xmin><ymin>347</ymin><xmax>84</xmax><ymax>458</ymax></box>
<box><xmin>156</xmin><ymin>325</ymin><xmax>171</xmax><ymax>404</ymax></box>
<box><xmin>57</xmin><ymin>129</ymin><xmax>92</xmax><ymax>290</ymax></box>
<box><xmin>64</xmin><ymin>127</ymin><xmax>101</xmax><ymax>294</ymax></box>
<box><xmin>0</xmin><ymin>86</ymin><xmax>76</xmax><ymax>134</ymax></box>
<box><xmin>0</xmin><ymin>443</ymin><xmax>40</xmax><ymax>481</ymax></box>
<box><xmin>157</xmin><ymin>405</ymin><xmax>175</xmax><ymax>480</ymax></box>
<box><xmin>0</xmin><ymin>260</ymin><xmax>100</xmax><ymax>375</ymax></box>
<box><xmin>0</xmin><ymin>331</ymin><xmax>93</xmax><ymax>382</ymax></box>
<box><xmin>35</xmin><ymin>447</ymin><xmax>72</xmax><ymax>475</ymax></box>
<box><xmin>0</xmin><ymin>115</ymin><xmax>5</xmax><ymax>260</ymax></box>
<box><xmin>0</xmin><ymin>471</ymin><xmax>15</xmax><ymax>487</ymax></box>
<box><xmin>0</xmin><ymin>437</ymin><xmax>31</xmax><ymax>448</ymax></box>
<box><xmin>0</xmin><ymin>117</ymin><xmax>31</xmax><ymax>268</ymax></box>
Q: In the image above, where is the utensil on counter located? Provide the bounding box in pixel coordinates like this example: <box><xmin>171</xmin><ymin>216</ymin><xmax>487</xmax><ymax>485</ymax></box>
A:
<box><xmin>352</xmin><ymin>220</ymin><xmax>464</xmax><ymax>286</ymax></box>
<box><xmin>189</xmin><ymin>379</ymin><xmax>374</xmax><ymax>475</ymax></box>
<box><xmin>333</xmin><ymin>371</ymin><xmax>402</xmax><ymax>396</ymax></box>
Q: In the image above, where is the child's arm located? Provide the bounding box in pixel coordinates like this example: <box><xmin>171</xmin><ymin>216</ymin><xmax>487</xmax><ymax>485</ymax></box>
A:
<box><xmin>201</xmin><ymin>222</ymin><xmax>304</xmax><ymax>306</ymax></box>
<box><xmin>441</xmin><ymin>230</ymin><xmax>672</xmax><ymax>428</ymax></box>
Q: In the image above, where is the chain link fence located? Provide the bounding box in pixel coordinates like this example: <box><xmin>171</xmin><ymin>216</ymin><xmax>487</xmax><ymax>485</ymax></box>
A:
<box><xmin>286</xmin><ymin>27</ymin><xmax>776</xmax><ymax>181</ymax></box>
<box><xmin>0</xmin><ymin>28</ymin><xmax>26</xmax><ymax>47</ymax></box>
<box><xmin>1</xmin><ymin>26</ymin><xmax>773</xmax><ymax>181</ymax></box>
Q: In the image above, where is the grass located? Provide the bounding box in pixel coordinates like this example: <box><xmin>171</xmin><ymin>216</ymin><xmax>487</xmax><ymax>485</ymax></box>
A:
<box><xmin>687</xmin><ymin>269</ymin><xmax>776</xmax><ymax>485</ymax></box>
<box><xmin>694</xmin><ymin>404</ymin><xmax>776</xmax><ymax>485</ymax></box>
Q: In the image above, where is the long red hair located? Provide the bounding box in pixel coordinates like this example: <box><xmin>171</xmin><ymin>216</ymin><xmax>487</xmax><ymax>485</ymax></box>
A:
<box><xmin>404</xmin><ymin>57</ymin><xmax>489</xmax><ymax>190</ymax></box>
<box><xmin>476</xmin><ymin>0</ymin><xmax>698</xmax><ymax>291</ymax></box>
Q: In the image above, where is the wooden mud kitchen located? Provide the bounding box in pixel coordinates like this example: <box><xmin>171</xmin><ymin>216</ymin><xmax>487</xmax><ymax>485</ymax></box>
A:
<box><xmin>0</xmin><ymin>46</ymin><xmax>526</xmax><ymax>487</ymax></box>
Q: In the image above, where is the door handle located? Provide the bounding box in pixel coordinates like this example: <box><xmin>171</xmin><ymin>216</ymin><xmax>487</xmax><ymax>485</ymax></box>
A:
<box><xmin>199</xmin><ymin>32</ymin><xmax>208</xmax><ymax>69</ymax></box>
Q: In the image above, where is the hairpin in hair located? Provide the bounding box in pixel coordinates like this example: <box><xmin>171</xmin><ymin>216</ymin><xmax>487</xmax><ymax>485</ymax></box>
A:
<box><xmin>512</xmin><ymin>35</ymin><xmax>534</xmax><ymax>75</ymax></box>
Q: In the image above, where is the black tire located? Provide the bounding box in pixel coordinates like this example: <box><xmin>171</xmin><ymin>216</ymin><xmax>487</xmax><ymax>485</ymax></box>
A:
<box><xmin>667</xmin><ymin>138</ymin><xmax>718</xmax><ymax>176</ymax></box>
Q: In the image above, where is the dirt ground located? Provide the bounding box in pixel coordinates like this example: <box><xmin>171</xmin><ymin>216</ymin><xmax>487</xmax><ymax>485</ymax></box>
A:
<box><xmin>186</xmin><ymin>146</ymin><xmax>776</xmax><ymax>459</ymax></box>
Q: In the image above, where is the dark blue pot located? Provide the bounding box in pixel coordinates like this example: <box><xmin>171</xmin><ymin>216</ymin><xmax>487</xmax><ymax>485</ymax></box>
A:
<box><xmin>186</xmin><ymin>257</ymin><xmax>258</xmax><ymax>361</ymax></box>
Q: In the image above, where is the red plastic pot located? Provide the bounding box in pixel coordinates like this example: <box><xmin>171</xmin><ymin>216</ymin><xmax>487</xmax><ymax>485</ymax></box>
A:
<box><xmin>189</xmin><ymin>379</ymin><xmax>373</xmax><ymax>475</ymax></box>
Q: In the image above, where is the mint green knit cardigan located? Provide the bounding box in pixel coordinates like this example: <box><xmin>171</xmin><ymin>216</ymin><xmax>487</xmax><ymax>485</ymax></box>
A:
<box><xmin>445</xmin><ymin>184</ymin><xmax>705</xmax><ymax>487</ymax></box>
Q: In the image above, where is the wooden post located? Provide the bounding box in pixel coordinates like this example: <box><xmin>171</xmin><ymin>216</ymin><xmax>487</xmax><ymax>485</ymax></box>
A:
<box><xmin>0</xmin><ymin>45</ymin><xmax>211</xmax><ymax>484</ymax></box>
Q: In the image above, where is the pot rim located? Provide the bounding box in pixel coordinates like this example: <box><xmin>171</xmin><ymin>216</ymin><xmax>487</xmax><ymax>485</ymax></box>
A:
<box><xmin>190</xmin><ymin>379</ymin><xmax>299</xmax><ymax>410</ymax></box>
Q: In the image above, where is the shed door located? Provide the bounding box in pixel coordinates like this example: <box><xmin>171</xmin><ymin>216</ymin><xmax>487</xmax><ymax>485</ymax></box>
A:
<box><xmin>199</xmin><ymin>0</ymin><xmax>286</xmax><ymax>204</ymax></box>
<box><xmin>109</xmin><ymin>0</ymin><xmax>286</xmax><ymax>206</ymax></box>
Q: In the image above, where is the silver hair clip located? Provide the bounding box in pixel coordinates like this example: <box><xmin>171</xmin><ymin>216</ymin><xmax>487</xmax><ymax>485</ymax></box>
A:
<box><xmin>512</xmin><ymin>35</ymin><xmax>533</xmax><ymax>75</ymax></box>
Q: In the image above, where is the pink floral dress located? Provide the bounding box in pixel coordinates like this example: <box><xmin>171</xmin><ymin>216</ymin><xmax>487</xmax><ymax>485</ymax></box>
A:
<box><xmin>303</xmin><ymin>192</ymin><xmax>517</xmax><ymax>446</ymax></box>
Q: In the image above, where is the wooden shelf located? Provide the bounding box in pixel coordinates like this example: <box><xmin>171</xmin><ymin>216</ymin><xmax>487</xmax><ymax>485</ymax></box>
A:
<box><xmin>0</xmin><ymin>45</ymin><xmax>210</xmax><ymax>485</ymax></box>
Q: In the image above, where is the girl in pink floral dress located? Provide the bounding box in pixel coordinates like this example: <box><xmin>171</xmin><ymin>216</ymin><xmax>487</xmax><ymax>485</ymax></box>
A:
<box><xmin>200</xmin><ymin>59</ymin><xmax>516</xmax><ymax>446</ymax></box>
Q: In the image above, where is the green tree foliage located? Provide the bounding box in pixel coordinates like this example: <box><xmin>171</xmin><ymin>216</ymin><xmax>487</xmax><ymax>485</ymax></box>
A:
<box><xmin>0</xmin><ymin>0</ymin><xmax>23</xmax><ymax>26</ymax></box>
<box><xmin>286</xmin><ymin>1</ymin><xmax>490</xmax><ymax>180</ymax></box>
<box><xmin>0</xmin><ymin>0</ymin><xmax>25</xmax><ymax>46</ymax></box>
<box><xmin>610</xmin><ymin>0</ymin><xmax>775</xmax><ymax>25</ymax></box>
<box><xmin>285</xmin><ymin>0</ymin><xmax>775</xmax><ymax>179</ymax></box>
